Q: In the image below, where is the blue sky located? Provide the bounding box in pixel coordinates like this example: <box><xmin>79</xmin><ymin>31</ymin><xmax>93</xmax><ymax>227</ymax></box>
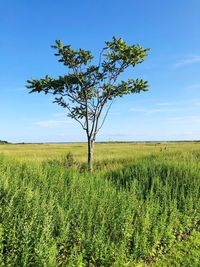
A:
<box><xmin>0</xmin><ymin>0</ymin><xmax>200</xmax><ymax>142</ymax></box>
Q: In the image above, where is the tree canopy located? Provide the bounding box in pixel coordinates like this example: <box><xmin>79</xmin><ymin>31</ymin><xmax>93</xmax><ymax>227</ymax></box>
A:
<box><xmin>27</xmin><ymin>37</ymin><xmax>149</xmax><ymax>170</ymax></box>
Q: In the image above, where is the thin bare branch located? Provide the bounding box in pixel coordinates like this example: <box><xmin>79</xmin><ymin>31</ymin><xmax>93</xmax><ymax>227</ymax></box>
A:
<box><xmin>98</xmin><ymin>47</ymin><xmax>106</xmax><ymax>68</ymax></box>
<box><xmin>65</xmin><ymin>104</ymin><xmax>87</xmax><ymax>131</ymax></box>
<box><xmin>97</xmin><ymin>100</ymin><xmax>114</xmax><ymax>134</ymax></box>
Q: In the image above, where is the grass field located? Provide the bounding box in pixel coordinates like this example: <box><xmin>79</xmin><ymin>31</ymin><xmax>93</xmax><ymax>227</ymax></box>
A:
<box><xmin>0</xmin><ymin>142</ymin><xmax>199</xmax><ymax>266</ymax></box>
<box><xmin>1</xmin><ymin>141</ymin><xmax>199</xmax><ymax>166</ymax></box>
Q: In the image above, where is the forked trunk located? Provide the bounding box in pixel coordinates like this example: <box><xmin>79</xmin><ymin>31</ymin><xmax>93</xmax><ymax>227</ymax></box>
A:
<box><xmin>87</xmin><ymin>138</ymin><xmax>94</xmax><ymax>172</ymax></box>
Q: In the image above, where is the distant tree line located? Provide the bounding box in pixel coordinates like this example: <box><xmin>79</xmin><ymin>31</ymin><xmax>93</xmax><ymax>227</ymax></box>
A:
<box><xmin>0</xmin><ymin>140</ymin><xmax>9</xmax><ymax>144</ymax></box>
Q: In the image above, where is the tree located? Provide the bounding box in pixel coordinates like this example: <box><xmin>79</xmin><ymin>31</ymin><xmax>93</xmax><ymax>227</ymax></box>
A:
<box><xmin>27</xmin><ymin>37</ymin><xmax>149</xmax><ymax>171</ymax></box>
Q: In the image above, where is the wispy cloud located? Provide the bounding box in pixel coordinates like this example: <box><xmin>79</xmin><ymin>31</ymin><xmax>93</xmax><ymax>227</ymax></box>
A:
<box><xmin>130</xmin><ymin>98</ymin><xmax>200</xmax><ymax>115</ymax></box>
<box><xmin>185</xmin><ymin>83</ymin><xmax>200</xmax><ymax>91</ymax></box>
<box><xmin>130</xmin><ymin>107</ymin><xmax>183</xmax><ymax>114</ymax></box>
<box><xmin>156</xmin><ymin>102</ymin><xmax>176</xmax><ymax>107</ymax></box>
<box><xmin>34</xmin><ymin>119</ymin><xmax>73</xmax><ymax>128</ymax></box>
<box><xmin>52</xmin><ymin>112</ymin><xmax>67</xmax><ymax>118</ymax></box>
<box><xmin>130</xmin><ymin>108</ymin><xmax>160</xmax><ymax>114</ymax></box>
<box><xmin>174</xmin><ymin>55</ymin><xmax>200</xmax><ymax>68</ymax></box>
<box><xmin>167</xmin><ymin>115</ymin><xmax>200</xmax><ymax>124</ymax></box>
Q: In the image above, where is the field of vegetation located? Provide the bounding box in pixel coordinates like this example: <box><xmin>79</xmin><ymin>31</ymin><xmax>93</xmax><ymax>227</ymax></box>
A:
<box><xmin>0</xmin><ymin>142</ymin><xmax>199</xmax><ymax>266</ymax></box>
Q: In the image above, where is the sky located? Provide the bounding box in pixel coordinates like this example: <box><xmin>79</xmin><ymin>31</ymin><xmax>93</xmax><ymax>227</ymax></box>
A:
<box><xmin>0</xmin><ymin>0</ymin><xmax>200</xmax><ymax>143</ymax></box>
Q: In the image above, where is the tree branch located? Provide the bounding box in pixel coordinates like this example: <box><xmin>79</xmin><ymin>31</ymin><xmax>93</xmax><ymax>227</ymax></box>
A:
<box><xmin>97</xmin><ymin>100</ymin><xmax>114</xmax><ymax>134</ymax></box>
<box><xmin>64</xmin><ymin>104</ymin><xmax>87</xmax><ymax>131</ymax></box>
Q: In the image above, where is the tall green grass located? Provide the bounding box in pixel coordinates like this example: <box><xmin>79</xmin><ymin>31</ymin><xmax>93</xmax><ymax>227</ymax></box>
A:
<box><xmin>0</xmin><ymin>144</ymin><xmax>199</xmax><ymax>266</ymax></box>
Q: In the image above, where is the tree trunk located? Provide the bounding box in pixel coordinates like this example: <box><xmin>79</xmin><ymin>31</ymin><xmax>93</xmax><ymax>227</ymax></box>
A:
<box><xmin>87</xmin><ymin>138</ymin><xmax>94</xmax><ymax>172</ymax></box>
